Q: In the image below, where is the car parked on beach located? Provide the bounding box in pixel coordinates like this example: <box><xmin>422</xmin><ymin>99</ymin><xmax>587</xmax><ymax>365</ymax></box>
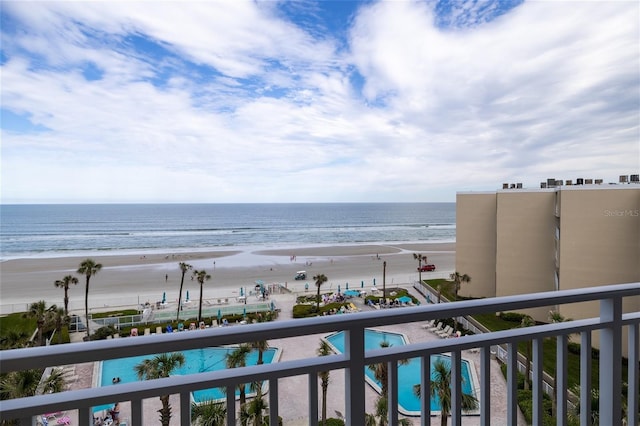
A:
<box><xmin>418</xmin><ymin>264</ymin><xmax>436</xmax><ymax>272</ymax></box>
<box><xmin>295</xmin><ymin>271</ymin><xmax>307</xmax><ymax>280</ymax></box>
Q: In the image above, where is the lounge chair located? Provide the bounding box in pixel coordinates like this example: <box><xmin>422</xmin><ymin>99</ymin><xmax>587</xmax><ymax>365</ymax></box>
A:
<box><xmin>156</xmin><ymin>326</ymin><xmax>163</xmax><ymax>334</ymax></box>
<box><xmin>177</xmin><ymin>323</ymin><xmax>184</xmax><ymax>332</ymax></box>
<box><xmin>130</xmin><ymin>328</ymin><xmax>138</xmax><ymax>337</ymax></box>
<box><xmin>421</xmin><ymin>320</ymin><xmax>435</xmax><ymax>329</ymax></box>
<box><xmin>166</xmin><ymin>325</ymin><xmax>173</xmax><ymax>333</ymax></box>
<box><xmin>144</xmin><ymin>328</ymin><xmax>151</xmax><ymax>336</ymax></box>
<box><xmin>437</xmin><ymin>326</ymin><xmax>454</xmax><ymax>338</ymax></box>
<box><xmin>429</xmin><ymin>322</ymin><xmax>444</xmax><ymax>332</ymax></box>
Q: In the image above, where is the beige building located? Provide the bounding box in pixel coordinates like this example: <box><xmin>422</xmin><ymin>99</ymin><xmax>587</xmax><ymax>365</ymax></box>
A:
<box><xmin>456</xmin><ymin>178</ymin><xmax>639</xmax><ymax>354</ymax></box>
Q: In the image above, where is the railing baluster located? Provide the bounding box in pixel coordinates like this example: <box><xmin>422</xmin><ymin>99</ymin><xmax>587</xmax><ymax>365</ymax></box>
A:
<box><xmin>420</xmin><ymin>354</ymin><xmax>431</xmax><ymax>426</ymax></box>
<box><xmin>532</xmin><ymin>337</ymin><xmax>544</xmax><ymax>425</ymax></box>
<box><xmin>226</xmin><ymin>386</ymin><xmax>235</xmax><ymax>425</ymax></box>
<box><xmin>451</xmin><ymin>350</ymin><xmax>462</xmax><ymax>426</ymax></box>
<box><xmin>344</xmin><ymin>327</ymin><xmax>365</xmax><ymax>426</ymax></box>
<box><xmin>388</xmin><ymin>359</ymin><xmax>398</xmax><ymax>426</ymax></box>
<box><xmin>628</xmin><ymin>322</ymin><xmax>639</xmax><ymax>426</ymax></box>
<box><xmin>580</xmin><ymin>331</ymin><xmax>592</xmax><ymax>426</ymax></box>
<box><xmin>599</xmin><ymin>296</ymin><xmax>622</xmax><ymax>425</ymax></box>
<box><xmin>556</xmin><ymin>334</ymin><xmax>568</xmax><ymax>426</ymax></box>
<box><xmin>479</xmin><ymin>347</ymin><xmax>490</xmax><ymax>425</ymax></box>
<box><xmin>180</xmin><ymin>391</ymin><xmax>190</xmax><ymax>426</ymax></box>
<box><xmin>269</xmin><ymin>378</ymin><xmax>279</xmax><ymax>426</ymax></box>
<box><xmin>506</xmin><ymin>343</ymin><xmax>518</xmax><ymax>425</ymax></box>
<box><xmin>308</xmin><ymin>372</ymin><xmax>318</xmax><ymax>425</ymax></box>
<box><xmin>131</xmin><ymin>398</ymin><xmax>143</xmax><ymax>425</ymax></box>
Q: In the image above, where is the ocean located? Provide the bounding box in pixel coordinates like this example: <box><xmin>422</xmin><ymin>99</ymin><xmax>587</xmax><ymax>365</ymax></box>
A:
<box><xmin>0</xmin><ymin>203</ymin><xmax>455</xmax><ymax>260</ymax></box>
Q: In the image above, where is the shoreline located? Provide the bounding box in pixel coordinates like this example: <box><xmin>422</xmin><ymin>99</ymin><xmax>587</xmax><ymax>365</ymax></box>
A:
<box><xmin>0</xmin><ymin>242</ymin><xmax>455</xmax><ymax>314</ymax></box>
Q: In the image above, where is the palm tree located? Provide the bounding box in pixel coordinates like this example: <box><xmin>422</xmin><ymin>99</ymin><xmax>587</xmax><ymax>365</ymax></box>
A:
<box><xmin>368</xmin><ymin>340</ymin><xmax>409</xmax><ymax>398</ymax></box>
<box><xmin>317</xmin><ymin>340</ymin><xmax>333</xmax><ymax>425</ymax></box>
<box><xmin>365</xmin><ymin>396</ymin><xmax>413</xmax><ymax>426</ymax></box>
<box><xmin>24</xmin><ymin>300</ymin><xmax>57</xmax><ymax>346</ymax></box>
<box><xmin>135</xmin><ymin>352</ymin><xmax>186</xmax><ymax>426</ymax></box>
<box><xmin>192</xmin><ymin>269</ymin><xmax>211</xmax><ymax>323</ymax></box>
<box><xmin>519</xmin><ymin>315</ymin><xmax>536</xmax><ymax>391</ymax></box>
<box><xmin>77</xmin><ymin>258</ymin><xmax>102</xmax><ymax>340</ymax></box>
<box><xmin>54</xmin><ymin>275</ymin><xmax>78</xmax><ymax>316</ymax></box>
<box><xmin>414</xmin><ymin>358</ymin><xmax>478</xmax><ymax>426</ymax></box>
<box><xmin>449</xmin><ymin>272</ymin><xmax>471</xmax><ymax>332</ymax></box>
<box><xmin>191</xmin><ymin>399</ymin><xmax>226</xmax><ymax>426</ymax></box>
<box><xmin>313</xmin><ymin>273</ymin><xmax>328</xmax><ymax>313</ymax></box>
<box><xmin>0</xmin><ymin>329</ymin><xmax>28</xmax><ymax>349</ymax></box>
<box><xmin>225</xmin><ymin>344</ymin><xmax>252</xmax><ymax>421</ymax></box>
<box><xmin>176</xmin><ymin>262</ymin><xmax>193</xmax><ymax>322</ymax></box>
<box><xmin>52</xmin><ymin>306</ymin><xmax>68</xmax><ymax>345</ymax></box>
<box><xmin>243</xmin><ymin>381</ymin><xmax>268</xmax><ymax>426</ymax></box>
<box><xmin>0</xmin><ymin>369</ymin><xmax>44</xmax><ymax>399</ymax></box>
<box><xmin>413</xmin><ymin>253</ymin><xmax>427</xmax><ymax>283</ymax></box>
<box><xmin>41</xmin><ymin>367</ymin><xmax>69</xmax><ymax>394</ymax></box>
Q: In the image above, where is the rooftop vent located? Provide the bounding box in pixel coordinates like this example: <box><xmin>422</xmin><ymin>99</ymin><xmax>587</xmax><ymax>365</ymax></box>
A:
<box><xmin>595</xmin><ymin>179</ymin><xmax>603</xmax><ymax>184</ymax></box>
<box><xmin>585</xmin><ymin>178</ymin><xmax>593</xmax><ymax>184</ymax></box>
<box><xmin>620</xmin><ymin>175</ymin><xmax>628</xmax><ymax>183</ymax></box>
<box><xmin>631</xmin><ymin>174</ymin><xmax>639</xmax><ymax>183</ymax></box>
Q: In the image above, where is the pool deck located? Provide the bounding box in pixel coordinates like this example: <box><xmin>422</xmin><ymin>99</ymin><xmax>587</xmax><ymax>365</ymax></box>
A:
<box><xmin>67</xmin><ymin>286</ymin><xmax>526</xmax><ymax>425</ymax></box>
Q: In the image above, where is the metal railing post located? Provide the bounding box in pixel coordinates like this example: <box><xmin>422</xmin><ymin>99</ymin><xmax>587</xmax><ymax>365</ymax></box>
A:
<box><xmin>580</xmin><ymin>332</ymin><xmax>592</xmax><ymax>426</ymax></box>
<box><xmin>599</xmin><ymin>296</ymin><xmax>622</xmax><ymax>425</ymax></box>
<box><xmin>308</xmin><ymin>372</ymin><xmax>318</xmax><ymax>425</ymax></box>
<box><xmin>344</xmin><ymin>327</ymin><xmax>365</xmax><ymax>426</ymax></box>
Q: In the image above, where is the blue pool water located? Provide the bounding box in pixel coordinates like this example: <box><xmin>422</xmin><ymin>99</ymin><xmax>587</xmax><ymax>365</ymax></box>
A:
<box><xmin>325</xmin><ymin>329</ymin><xmax>476</xmax><ymax>415</ymax></box>
<box><xmin>100</xmin><ymin>347</ymin><xmax>277</xmax><ymax>403</ymax></box>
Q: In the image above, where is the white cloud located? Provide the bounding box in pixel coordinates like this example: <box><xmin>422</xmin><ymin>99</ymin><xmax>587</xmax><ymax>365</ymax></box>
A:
<box><xmin>1</xmin><ymin>0</ymin><xmax>638</xmax><ymax>203</ymax></box>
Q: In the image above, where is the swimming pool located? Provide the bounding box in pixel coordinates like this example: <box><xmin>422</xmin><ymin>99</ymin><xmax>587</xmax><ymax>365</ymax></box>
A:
<box><xmin>324</xmin><ymin>329</ymin><xmax>478</xmax><ymax>416</ymax></box>
<box><xmin>99</xmin><ymin>346</ymin><xmax>280</xmax><ymax>403</ymax></box>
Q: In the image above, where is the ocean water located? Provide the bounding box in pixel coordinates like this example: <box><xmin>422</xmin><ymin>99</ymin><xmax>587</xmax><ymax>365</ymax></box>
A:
<box><xmin>0</xmin><ymin>203</ymin><xmax>455</xmax><ymax>260</ymax></box>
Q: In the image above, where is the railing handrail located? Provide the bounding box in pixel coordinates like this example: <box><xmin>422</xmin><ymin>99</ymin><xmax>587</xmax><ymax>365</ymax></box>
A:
<box><xmin>2</xmin><ymin>282</ymin><xmax>637</xmax><ymax>371</ymax></box>
<box><xmin>0</xmin><ymin>282</ymin><xmax>638</xmax><ymax>425</ymax></box>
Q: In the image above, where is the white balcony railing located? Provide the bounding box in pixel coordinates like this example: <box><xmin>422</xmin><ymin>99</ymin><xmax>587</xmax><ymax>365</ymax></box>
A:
<box><xmin>1</xmin><ymin>282</ymin><xmax>638</xmax><ymax>426</ymax></box>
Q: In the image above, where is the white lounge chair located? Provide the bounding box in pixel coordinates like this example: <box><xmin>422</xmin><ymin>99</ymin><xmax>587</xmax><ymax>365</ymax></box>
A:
<box><xmin>421</xmin><ymin>320</ymin><xmax>435</xmax><ymax>329</ymax></box>
<box><xmin>429</xmin><ymin>322</ymin><xmax>444</xmax><ymax>332</ymax></box>
<box><xmin>437</xmin><ymin>326</ymin><xmax>454</xmax><ymax>338</ymax></box>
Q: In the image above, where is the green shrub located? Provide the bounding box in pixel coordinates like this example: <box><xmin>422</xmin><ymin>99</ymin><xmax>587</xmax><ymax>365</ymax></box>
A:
<box><xmin>499</xmin><ymin>312</ymin><xmax>526</xmax><ymax>323</ymax></box>
<box><xmin>92</xmin><ymin>325</ymin><xmax>118</xmax><ymax>340</ymax></box>
<box><xmin>325</xmin><ymin>418</ymin><xmax>345</xmax><ymax>426</ymax></box>
<box><xmin>293</xmin><ymin>304</ymin><xmax>315</xmax><ymax>318</ymax></box>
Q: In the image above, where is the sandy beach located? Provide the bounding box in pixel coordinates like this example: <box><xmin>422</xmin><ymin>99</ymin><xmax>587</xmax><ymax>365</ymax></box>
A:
<box><xmin>0</xmin><ymin>242</ymin><xmax>455</xmax><ymax>315</ymax></box>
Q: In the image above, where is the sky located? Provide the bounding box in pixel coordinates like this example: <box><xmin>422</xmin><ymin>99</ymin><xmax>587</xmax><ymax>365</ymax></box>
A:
<box><xmin>1</xmin><ymin>0</ymin><xmax>639</xmax><ymax>204</ymax></box>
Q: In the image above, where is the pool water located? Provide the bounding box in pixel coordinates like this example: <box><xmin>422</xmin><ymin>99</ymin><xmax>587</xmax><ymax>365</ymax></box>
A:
<box><xmin>100</xmin><ymin>347</ymin><xmax>277</xmax><ymax>403</ymax></box>
<box><xmin>325</xmin><ymin>329</ymin><xmax>476</xmax><ymax>415</ymax></box>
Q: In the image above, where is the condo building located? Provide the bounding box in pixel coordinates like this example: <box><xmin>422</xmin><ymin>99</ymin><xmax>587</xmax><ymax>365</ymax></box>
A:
<box><xmin>456</xmin><ymin>175</ymin><xmax>639</xmax><ymax>355</ymax></box>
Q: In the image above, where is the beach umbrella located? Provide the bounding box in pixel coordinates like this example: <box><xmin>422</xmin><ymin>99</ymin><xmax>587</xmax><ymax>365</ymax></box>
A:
<box><xmin>217</xmin><ymin>309</ymin><xmax>221</xmax><ymax>320</ymax></box>
<box><xmin>270</xmin><ymin>301</ymin><xmax>275</xmax><ymax>311</ymax></box>
<box><xmin>240</xmin><ymin>287</ymin><xmax>244</xmax><ymax>296</ymax></box>
<box><xmin>162</xmin><ymin>292</ymin><xmax>166</xmax><ymax>303</ymax></box>
<box><xmin>346</xmin><ymin>282</ymin><xmax>349</xmax><ymax>290</ymax></box>
<box><xmin>373</xmin><ymin>278</ymin><xmax>376</xmax><ymax>285</ymax></box>
<box><xmin>186</xmin><ymin>290</ymin><xmax>190</xmax><ymax>302</ymax></box>
<box><xmin>361</xmin><ymin>281</ymin><xmax>364</xmax><ymax>288</ymax></box>
<box><xmin>243</xmin><ymin>307</ymin><xmax>246</xmax><ymax>317</ymax></box>
<box><xmin>338</xmin><ymin>284</ymin><xmax>341</xmax><ymax>293</ymax></box>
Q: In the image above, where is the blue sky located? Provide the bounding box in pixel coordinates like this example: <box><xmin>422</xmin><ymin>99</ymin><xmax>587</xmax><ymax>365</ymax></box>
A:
<box><xmin>1</xmin><ymin>0</ymin><xmax>638</xmax><ymax>203</ymax></box>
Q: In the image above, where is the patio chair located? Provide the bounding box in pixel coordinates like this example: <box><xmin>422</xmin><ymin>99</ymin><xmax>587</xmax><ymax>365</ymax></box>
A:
<box><xmin>421</xmin><ymin>320</ymin><xmax>435</xmax><ymax>329</ymax></box>
<box><xmin>437</xmin><ymin>326</ymin><xmax>454</xmax><ymax>338</ymax></box>
<box><xmin>428</xmin><ymin>322</ymin><xmax>444</xmax><ymax>332</ymax></box>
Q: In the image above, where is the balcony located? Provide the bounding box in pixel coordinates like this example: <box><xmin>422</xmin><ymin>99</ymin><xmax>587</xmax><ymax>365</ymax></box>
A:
<box><xmin>1</xmin><ymin>282</ymin><xmax>638</xmax><ymax>426</ymax></box>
